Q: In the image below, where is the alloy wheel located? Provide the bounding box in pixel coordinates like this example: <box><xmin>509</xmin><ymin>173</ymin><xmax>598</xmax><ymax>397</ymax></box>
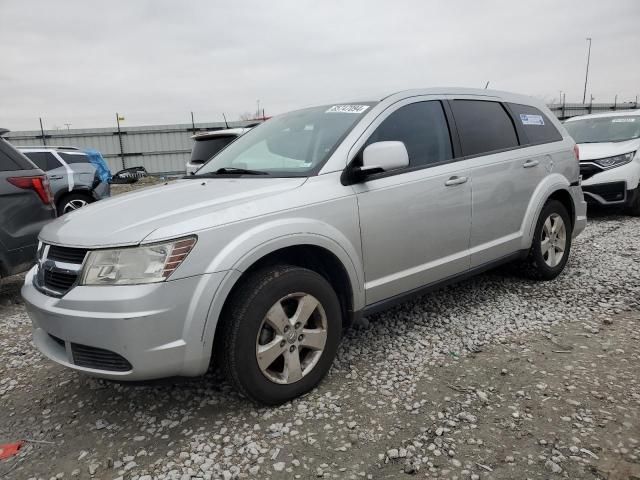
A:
<box><xmin>255</xmin><ymin>292</ymin><xmax>328</xmax><ymax>384</ymax></box>
<box><xmin>541</xmin><ymin>213</ymin><xmax>567</xmax><ymax>268</ymax></box>
<box><xmin>63</xmin><ymin>199</ymin><xmax>88</xmax><ymax>213</ymax></box>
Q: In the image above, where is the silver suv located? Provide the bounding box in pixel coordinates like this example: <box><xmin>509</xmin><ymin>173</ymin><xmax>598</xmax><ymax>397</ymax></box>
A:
<box><xmin>18</xmin><ymin>147</ymin><xmax>110</xmax><ymax>214</ymax></box>
<box><xmin>22</xmin><ymin>88</ymin><xmax>586</xmax><ymax>405</ymax></box>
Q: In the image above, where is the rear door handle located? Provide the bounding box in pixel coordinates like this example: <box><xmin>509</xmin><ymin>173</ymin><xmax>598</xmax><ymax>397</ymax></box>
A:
<box><xmin>523</xmin><ymin>159</ymin><xmax>539</xmax><ymax>168</ymax></box>
<box><xmin>50</xmin><ymin>175</ymin><xmax>64</xmax><ymax>180</ymax></box>
<box><xmin>445</xmin><ymin>176</ymin><xmax>468</xmax><ymax>186</ymax></box>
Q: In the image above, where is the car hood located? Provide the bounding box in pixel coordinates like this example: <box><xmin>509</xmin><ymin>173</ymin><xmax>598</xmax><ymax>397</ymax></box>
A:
<box><xmin>578</xmin><ymin>139</ymin><xmax>640</xmax><ymax>161</ymax></box>
<box><xmin>40</xmin><ymin>177</ymin><xmax>307</xmax><ymax>248</ymax></box>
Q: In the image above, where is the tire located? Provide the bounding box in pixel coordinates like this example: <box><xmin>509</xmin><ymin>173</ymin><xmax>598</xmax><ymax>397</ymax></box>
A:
<box><xmin>522</xmin><ymin>200</ymin><xmax>572</xmax><ymax>281</ymax></box>
<box><xmin>626</xmin><ymin>187</ymin><xmax>640</xmax><ymax>216</ymax></box>
<box><xmin>221</xmin><ymin>265</ymin><xmax>342</xmax><ymax>405</ymax></box>
<box><xmin>57</xmin><ymin>193</ymin><xmax>93</xmax><ymax>216</ymax></box>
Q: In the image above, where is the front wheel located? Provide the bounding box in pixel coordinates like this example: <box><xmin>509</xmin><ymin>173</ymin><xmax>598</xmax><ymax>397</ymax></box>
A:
<box><xmin>221</xmin><ymin>265</ymin><xmax>342</xmax><ymax>405</ymax></box>
<box><xmin>522</xmin><ymin>200</ymin><xmax>572</xmax><ymax>280</ymax></box>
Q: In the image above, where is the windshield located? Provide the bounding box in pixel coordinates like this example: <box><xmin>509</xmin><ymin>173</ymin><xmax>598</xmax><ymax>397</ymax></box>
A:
<box><xmin>564</xmin><ymin>116</ymin><xmax>640</xmax><ymax>143</ymax></box>
<box><xmin>195</xmin><ymin>103</ymin><xmax>375</xmax><ymax>177</ymax></box>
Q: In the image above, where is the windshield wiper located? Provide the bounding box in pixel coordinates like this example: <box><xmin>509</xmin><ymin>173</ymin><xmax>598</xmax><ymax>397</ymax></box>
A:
<box><xmin>214</xmin><ymin>167</ymin><xmax>269</xmax><ymax>175</ymax></box>
<box><xmin>190</xmin><ymin>167</ymin><xmax>270</xmax><ymax>178</ymax></box>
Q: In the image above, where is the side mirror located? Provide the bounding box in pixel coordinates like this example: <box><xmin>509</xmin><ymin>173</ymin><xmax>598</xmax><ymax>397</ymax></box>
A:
<box><xmin>341</xmin><ymin>141</ymin><xmax>410</xmax><ymax>185</ymax></box>
<box><xmin>362</xmin><ymin>141</ymin><xmax>409</xmax><ymax>174</ymax></box>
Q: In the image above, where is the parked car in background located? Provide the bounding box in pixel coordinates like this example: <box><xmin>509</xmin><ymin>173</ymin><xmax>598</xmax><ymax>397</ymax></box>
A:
<box><xmin>22</xmin><ymin>88</ymin><xmax>586</xmax><ymax>405</ymax></box>
<box><xmin>185</xmin><ymin>128</ymin><xmax>251</xmax><ymax>175</ymax></box>
<box><xmin>18</xmin><ymin>146</ymin><xmax>111</xmax><ymax>215</ymax></box>
<box><xmin>1</xmin><ymin>130</ymin><xmax>55</xmax><ymax>278</ymax></box>
<box><xmin>564</xmin><ymin>110</ymin><xmax>640</xmax><ymax>215</ymax></box>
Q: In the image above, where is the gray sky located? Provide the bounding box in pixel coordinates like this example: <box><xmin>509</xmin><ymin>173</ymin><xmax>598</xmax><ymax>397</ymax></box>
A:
<box><xmin>1</xmin><ymin>0</ymin><xmax>639</xmax><ymax>131</ymax></box>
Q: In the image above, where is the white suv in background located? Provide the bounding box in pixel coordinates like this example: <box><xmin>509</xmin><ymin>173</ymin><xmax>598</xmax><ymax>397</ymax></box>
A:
<box><xmin>185</xmin><ymin>128</ymin><xmax>250</xmax><ymax>175</ymax></box>
<box><xmin>564</xmin><ymin>110</ymin><xmax>640</xmax><ymax>215</ymax></box>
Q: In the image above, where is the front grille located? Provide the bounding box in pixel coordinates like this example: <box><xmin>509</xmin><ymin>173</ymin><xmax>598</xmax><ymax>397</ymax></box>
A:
<box><xmin>43</xmin><ymin>269</ymin><xmax>77</xmax><ymax>291</ymax></box>
<box><xmin>36</xmin><ymin>244</ymin><xmax>89</xmax><ymax>297</ymax></box>
<box><xmin>582</xmin><ymin>182</ymin><xmax>627</xmax><ymax>203</ymax></box>
<box><xmin>47</xmin><ymin>245</ymin><xmax>88</xmax><ymax>264</ymax></box>
<box><xmin>71</xmin><ymin>343</ymin><xmax>132</xmax><ymax>372</ymax></box>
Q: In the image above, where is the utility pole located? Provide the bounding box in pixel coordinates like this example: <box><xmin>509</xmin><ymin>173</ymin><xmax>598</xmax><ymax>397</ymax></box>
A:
<box><xmin>39</xmin><ymin>117</ymin><xmax>47</xmax><ymax>146</ymax></box>
<box><xmin>614</xmin><ymin>94</ymin><xmax>618</xmax><ymax>110</ymax></box>
<box><xmin>256</xmin><ymin>100</ymin><xmax>260</xmax><ymax>119</ymax></box>
<box><xmin>191</xmin><ymin>111</ymin><xmax>196</xmax><ymax>133</ymax></box>
<box><xmin>64</xmin><ymin>123</ymin><xmax>71</xmax><ymax>131</ymax></box>
<box><xmin>582</xmin><ymin>37</ymin><xmax>592</xmax><ymax>104</ymax></box>
<box><xmin>116</xmin><ymin>112</ymin><xmax>125</xmax><ymax>170</ymax></box>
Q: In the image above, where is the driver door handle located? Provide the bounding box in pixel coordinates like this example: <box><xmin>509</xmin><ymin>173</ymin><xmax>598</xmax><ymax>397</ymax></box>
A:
<box><xmin>523</xmin><ymin>159</ymin><xmax>539</xmax><ymax>168</ymax></box>
<box><xmin>445</xmin><ymin>176</ymin><xmax>468</xmax><ymax>186</ymax></box>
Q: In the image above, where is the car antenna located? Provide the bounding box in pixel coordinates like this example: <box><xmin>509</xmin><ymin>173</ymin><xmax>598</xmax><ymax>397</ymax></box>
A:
<box><xmin>222</xmin><ymin>113</ymin><xmax>229</xmax><ymax>129</ymax></box>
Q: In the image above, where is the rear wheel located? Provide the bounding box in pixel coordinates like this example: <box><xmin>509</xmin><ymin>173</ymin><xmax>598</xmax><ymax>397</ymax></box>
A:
<box><xmin>626</xmin><ymin>186</ymin><xmax>640</xmax><ymax>216</ymax></box>
<box><xmin>522</xmin><ymin>200</ymin><xmax>572</xmax><ymax>280</ymax></box>
<box><xmin>57</xmin><ymin>193</ymin><xmax>93</xmax><ymax>215</ymax></box>
<box><xmin>221</xmin><ymin>265</ymin><xmax>342</xmax><ymax>405</ymax></box>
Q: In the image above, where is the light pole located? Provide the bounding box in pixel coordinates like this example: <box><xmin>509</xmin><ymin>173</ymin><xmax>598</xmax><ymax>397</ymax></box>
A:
<box><xmin>582</xmin><ymin>37</ymin><xmax>592</xmax><ymax>104</ymax></box>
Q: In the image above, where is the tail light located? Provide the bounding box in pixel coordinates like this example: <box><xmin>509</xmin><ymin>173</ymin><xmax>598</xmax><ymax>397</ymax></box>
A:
<box><xmin>7</xmin><ymin>175</ymin><xmax>54</xmax><ymax>205</ymax></box>
<box><xmin>573</xmin><ymin>144</ymin><xmax>580</xmax><ymax>162</ymax></box>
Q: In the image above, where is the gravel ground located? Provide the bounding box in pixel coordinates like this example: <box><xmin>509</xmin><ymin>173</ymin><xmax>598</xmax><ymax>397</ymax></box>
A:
<box><xmin>1</xmin><ymin>207</ymin><xmax>639</xmax><ymax>480</ymax></box>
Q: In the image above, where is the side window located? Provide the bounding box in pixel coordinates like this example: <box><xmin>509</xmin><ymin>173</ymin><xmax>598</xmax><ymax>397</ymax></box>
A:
<box><xmin>366</xmin><ymin>101</ymin><xmax>453</xmax><ymax>168</ymax></box>
<box><xmin>0</xmin><ymin>139</ymin><xmax>30</xmax><ymax>171</ymax></box>
<box><xmin>450</xmin><ymin>100</ymin><xmax>519</xmax><ymax>156</ymax></box>
<box><xmin>59</xmin><ymin>153</ymin><xmax>90</xmax><ymax>164</ymax></box>
<box><xmin>0</xmin><ymin>149</ymin><xmax>18</xmax><ymax>171</ymax></box>
<box><xmin>508</xmin><ymin>103</ymin><xmax>562</xmax><ymax>145</ymax></box>
<box><xmin>23</xmin><ymin>152</ymin><xmax>61</xmax><ymax>171</ymax></box>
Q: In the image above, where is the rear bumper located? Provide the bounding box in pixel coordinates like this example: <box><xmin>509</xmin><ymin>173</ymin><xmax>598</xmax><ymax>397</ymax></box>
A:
<box><xmin>571</xmin><ymin>185</ymin><xmax>587</xmax><ymax>238</ymax></box>
<box><xmin>22</xmin><ymin>267</ymin><xmax>228</xmax><ymax>380</ymax></box>
<box><xmin>91</xmin><ymin>181</ymin><xmax>111</xmax><ymax>200</ymax></box>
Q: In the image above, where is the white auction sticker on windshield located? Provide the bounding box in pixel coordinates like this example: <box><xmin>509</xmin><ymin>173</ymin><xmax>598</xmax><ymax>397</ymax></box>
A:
<box><xmin>612</xmin><ymin>118</ymin><xmax>636</xmax><ymax>123</ymax></box>
<box><xmin>520</xmin><ymin>114</ymin><xmax>545</xmax><ymax>126</ymax></box>
<box><xmin>326</xmin><ymin>105</ymin><xmax>370</xmax><ymax>114</ymax></box>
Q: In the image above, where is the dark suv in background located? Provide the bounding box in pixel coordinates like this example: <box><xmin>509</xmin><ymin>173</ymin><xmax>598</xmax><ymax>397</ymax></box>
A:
<box><xmin>0</xmin><ymin>129</ymin><xmax>55</xmax><ymax>278</ymax></box>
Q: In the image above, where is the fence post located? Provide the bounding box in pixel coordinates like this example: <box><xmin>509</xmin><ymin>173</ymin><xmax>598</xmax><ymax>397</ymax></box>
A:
<box><xmin>39</xmin><ymin>117</ymin><xmax>47</xmax><ymax>146</ymax></box>
<box><xmin>116</xmin><ymin>112</ymin><xmax>125</xmax><ymax>170</ymax></box>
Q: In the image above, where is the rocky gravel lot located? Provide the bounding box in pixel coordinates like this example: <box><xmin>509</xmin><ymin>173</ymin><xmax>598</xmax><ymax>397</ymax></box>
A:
<box><xmin>1</xmin><ymin>207</ymin><xmax>639</xmax><ymax>480</ymax></box>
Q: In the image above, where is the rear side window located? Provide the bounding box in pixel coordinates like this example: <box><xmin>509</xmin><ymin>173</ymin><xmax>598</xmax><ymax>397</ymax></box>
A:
<box><xmin>508</xmin><ymin>103</ymin><xmax>562</xmax><ymax>145</ymax></box>
<box><xmin>23</xmin><ymin>152</ymin><xmax>61</xmax><ymax>171</ymax></box>
<box><xmin>366</xmin><ymin>101</ymin><xmax>453</xmax><ymax>167</ymax></box>
<box><xmin>0</xmin><ymin>138</ymin><xmax>36</xmax><ymax>171</ymax></box>
<box><xmin>191</xmin><ymin>136</ymin><xmax>236</xmax><ymax>163</ymax></box>
<box><xmin>59</xmin><ymin>152</ymin><xmax>90</xmax><ymax>164</ymax></box>
<box><xmin>450</xmin><ymin>100</ymin><xmax>519</xmax><ymax>156</ymax></box>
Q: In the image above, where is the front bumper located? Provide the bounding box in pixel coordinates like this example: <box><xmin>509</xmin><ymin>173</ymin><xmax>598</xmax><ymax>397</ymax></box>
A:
<box><xmin>22</xmin><ymin>267</ymin><xmax>227</xmax><ymax>380</ymax></box>
<box><xmin>580</xmin><ymin>160</ymin><xmax>640</xmax><ymax>206</ymax></box>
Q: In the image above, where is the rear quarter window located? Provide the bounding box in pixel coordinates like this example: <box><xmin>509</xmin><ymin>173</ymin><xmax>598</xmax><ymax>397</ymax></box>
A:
<box><xmin>508</xmin><ymin>103</ymin><xmax>562</xmax><ymax>145</ymax></box>
<box><xmin>0</xmin><ymin>138</ymin><xmax>36</xmax><ymax>171</ymax></box>
<box><xmin>59</xmin><ymin>152</ymin><xmax>91</xmax><ymax>164</ymax></box>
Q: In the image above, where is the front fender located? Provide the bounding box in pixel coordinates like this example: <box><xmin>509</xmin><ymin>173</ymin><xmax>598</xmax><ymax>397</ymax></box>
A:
<box><xmin>520</xmin><ymin>173</ymin><xmax>572</xmax><ymax>250</ymax></box>
<box><xmin>196</xmin><ymin>218</ymin><xmax>364</xmax><ymax>369</ymax></box>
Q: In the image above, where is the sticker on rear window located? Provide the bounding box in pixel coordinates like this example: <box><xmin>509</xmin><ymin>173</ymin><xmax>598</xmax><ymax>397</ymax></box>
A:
<box><xmin>325</xmin><ymin>105</ymin><xmax>369</xmax><ymax>114</ymax></box>
<box><xmin>520</xmin><ymin>114</ymin><xmax>545</xmax><ymax>126</ymax></box>
<box><xmin>612</xmin><ymin>118</ymin><xmax>636</xmax><ymax>123</ymax></box>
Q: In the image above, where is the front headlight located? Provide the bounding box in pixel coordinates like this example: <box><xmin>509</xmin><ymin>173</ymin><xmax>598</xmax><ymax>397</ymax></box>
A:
<box><xmin>81</xmin><ymin>236</ymin><xmax>197</xmax><ymax>286</ymax></box>
<box><xmin>594</xmin><ymin>151</ymin><xmax>635</xmax><ymax>169</ymax></box>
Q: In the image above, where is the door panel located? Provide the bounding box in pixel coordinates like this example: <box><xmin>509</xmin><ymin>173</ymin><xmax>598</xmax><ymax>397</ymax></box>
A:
<box><xmin>355</xmin><ymin>164</ymin><xmax>472</xmax><ymax>305</ymax></box>
<box><xmin>469</xmin><ymin>151</ymin><xmax>548</xmax><ymax>267</ymax></box>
